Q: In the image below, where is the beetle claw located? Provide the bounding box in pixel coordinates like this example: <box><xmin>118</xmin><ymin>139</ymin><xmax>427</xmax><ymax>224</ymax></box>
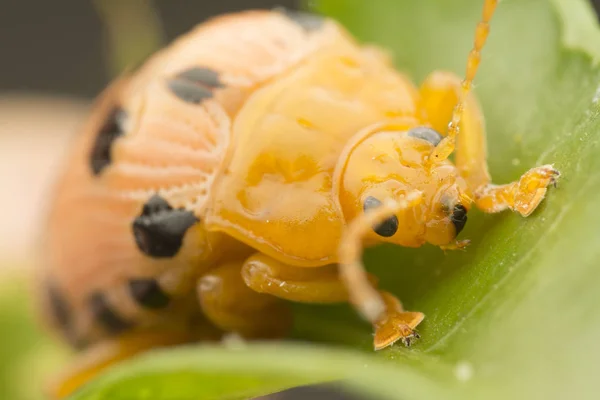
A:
<box><xmin>373</xmin><ymin>309</ymin><xmax>424</xmax><ymax>350</ymax></box>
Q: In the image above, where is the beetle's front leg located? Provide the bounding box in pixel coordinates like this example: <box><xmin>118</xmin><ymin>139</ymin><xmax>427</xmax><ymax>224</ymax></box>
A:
<box><xmin>242</xmin><ymin>253</ymin><xmax>423</xmax><ymax>350</ymax></box>
<box><xmin>472</xmin><ymin>166</ymin><xmax>559</xmax><ymax>216</ymax></box>
<box><xmin>420</xmin><ymin>71</ymin><xmax>559</xmax><ymax>216</ymax></box>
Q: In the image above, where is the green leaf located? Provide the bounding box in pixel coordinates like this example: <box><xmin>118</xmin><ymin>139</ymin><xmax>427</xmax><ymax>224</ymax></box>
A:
<box><xmin>0</xmin><ymin>277</ymin><xmax>70</xmax><ymax>400</ymax></box>
<box><xmin>13</xmin><ymin>0</ymin><xmax>600</xmax><ymax>399</ymax></box>
<box><xmin>69</xmin><ymin>343</ymin><xmax>451</xmax><ymax>400</ymax></box>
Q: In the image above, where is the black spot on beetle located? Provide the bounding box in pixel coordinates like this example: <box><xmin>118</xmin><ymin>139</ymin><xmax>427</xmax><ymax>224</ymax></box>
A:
<box><xmin>129</xmin><ymin>278</ymin><xmax>170</xmax><ymax>309</ymax></box>
<box><xmin>70</xmin><ymin>336</ymin><xmax>90</xmax><ymax>351</ymax></box>
<box><xmin>407</xmin><ymin>127</ymin><xmax>443</xmax><ymax>146</ymax></box>
<box><xmin>450</xmin><ymin>204</ymin><xmax>468</xmax><ymax>236</ymax></box>
<box><xmin>47</xmin><ymin>282</ymin><xmax>89</xmax><ymax>349</ymax></box>
<box><xmin>90</xmin><ymin>107</ymin><xmax>127</xmax><ymax>175</ymax></box>
<box><xmin>275</xmin><ymin>7</ymin><xmax>325</xmax><ymax>32</ymax></box>
<box><xmin>167</xmin><ymin>79</ymin><xmax>213</xmax><ymax>104</ymax></box>
<box><xmin>89</xmin><ymin>292</ymin><xmax>133</xmax><ymax>334</ymax></box>
<box><xmin>176</xmin><ymin>67</ymin><xmax>224</xmax><ymax>89</ymax></box>
<box><xmin>363</xmin><ymin>196</ymin><xmax>399</xmax><ymax>238</ymax></box>
<box><xmin>132</xmin><ymin>195</ymin><xmax>199</xmax><ymax>258</ymax></box>
<box><xmin>167</xmin><ymin>67</ymin><xmax>224</xmax><ymax>104</ymax></box>
<box><xmin>47</xmin><ymin>283</ymin><xmax>71</xmax><ymax>329</ymax></box>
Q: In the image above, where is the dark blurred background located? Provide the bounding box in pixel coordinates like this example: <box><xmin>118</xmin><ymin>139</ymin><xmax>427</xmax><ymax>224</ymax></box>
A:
<box><xmin>1</xmin><ymin>0</ymin><xmax>599</xmax><ymax>98</ymax></box>
<box><xmin>0</xmin><ymin>0</ymin><xmax>300</xmax><ymax>97</ymax></box>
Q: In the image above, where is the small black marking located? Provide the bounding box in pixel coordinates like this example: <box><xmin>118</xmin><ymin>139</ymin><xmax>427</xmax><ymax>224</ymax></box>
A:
<box><xmin>90</xmin><ymin>107</ymin><xmax>127</xmax><ymax>175</ymax></box>
<box><xmin>129</xmin><ymin>278</ymin><xmax>170</xmax><ymax>309</ymax></box>
<box><xmin>47</xmin><ymin>283</ymin><xmax>88</xmax><ymax>349</ymax></box>
<box><xmin>70</xmin><ymin>337</ymin><xmax>90</xmax><ymax>351</ymax></box>
<box><xmin>167</xmin><ymin>67</ymin><xmax>224</xmax><ymax>105</ymax></box>
<box><xmin>176</xmin><ymin>67</ymin><xmax>224</xmax><ymax>89</ymax></box>
<box><xmin>168</xmin><ymin>79</ymin><xmax>213</xmax><ymax>104</ymax></box>
<box><xmin>89</xmin><ymin>292</ymin><xmax>133</xmax><ymax>334</ymax></box>
<box><xmin>407</xmin><ymin>127</ymin><xmax>443</xmax><ymax>146</ymax></box>
<box><xmin>132</xmin><ymin>195</ymin><xmax>199</xmax><ymax>258</ymax></box>
<box><xmin>363</xmin><ymin>196</ymin><xmax>399</xmax><ymax>238</ymax></box>
<box><xmin>275</xmin><ymin>7</ymin><xmax>325</xmax><ymax>32</ymax></box>
<box><xmin>47</xmin><ymin>283</ymin><xmax>71</xmax><ymax>329</ymax></box>
<box><xmin>450</xmin><ymin>204</ymin><xmax>468</xmax><ymax>236</ymax></box>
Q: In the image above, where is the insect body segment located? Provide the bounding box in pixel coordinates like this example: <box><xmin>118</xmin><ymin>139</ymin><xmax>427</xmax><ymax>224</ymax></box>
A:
<box><xmin>39</xmin><ymin>5</ymin><xmax>559</xmax><ymax>398</ymax></box>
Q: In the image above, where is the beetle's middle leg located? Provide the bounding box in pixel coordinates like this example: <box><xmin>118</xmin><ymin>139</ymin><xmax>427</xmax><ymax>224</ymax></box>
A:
<box><xmin>197</xmin><ymin>261</ymin><xmax>292</xmax><ymax>339</ymax></box>
<box><xmin>420</xmin><ymin>71</ymin><xmax>559</xmax><ymax>217</ymax></box>
<box><xmin>242</xmin><ymin>253</ymin><xmax>423</xmax><ymax>350</ymax></box>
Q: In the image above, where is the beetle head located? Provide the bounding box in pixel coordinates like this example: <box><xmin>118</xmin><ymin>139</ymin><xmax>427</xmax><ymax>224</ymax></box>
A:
<box><xmin>336</xmin><ymin>121</ymin><xmax>473</xmax><ymax>249</ymax></box>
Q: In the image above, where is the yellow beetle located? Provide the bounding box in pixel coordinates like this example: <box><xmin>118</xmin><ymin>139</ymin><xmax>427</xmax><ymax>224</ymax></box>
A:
<box><xmin>37</xmin><ymin>1</ymin><xmax>559</xmax><ymax>397</ymax></box>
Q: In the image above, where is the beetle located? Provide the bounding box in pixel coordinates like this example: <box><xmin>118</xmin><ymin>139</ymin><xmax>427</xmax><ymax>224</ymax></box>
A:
<box><xmin>37</xmin><ymin>1</ymin><xmax>559</xmax><ymax>397</ymax></box>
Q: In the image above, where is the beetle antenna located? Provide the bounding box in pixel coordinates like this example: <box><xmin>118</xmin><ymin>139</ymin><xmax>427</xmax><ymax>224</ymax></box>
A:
<box><xmin>338</xmin><ymin>191</ymin><xmax>422</xmax><ymax>323</ymax></box>
<box><xmin>430</xmin><ymin>0</ymin><xmax>499</xmax><ymax>164</ymax></box>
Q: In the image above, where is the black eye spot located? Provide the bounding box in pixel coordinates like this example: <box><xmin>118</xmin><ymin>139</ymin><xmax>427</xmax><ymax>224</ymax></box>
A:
<box><xmin>89</xmin><ymin>292</ymin><xmax>134</xmax><ymax>335</ymax></box>
<box><xmin>129</xmin><ymin>278</ymin><xmax>170</xmax><ymax>309</ymax></box>
<box><xmin>407</xmin><ymin>127</ymin><xmax>443</xmax><ymax>146</ymax></box>
<box><xmin>90</xmin><ymin>107</ymin><xmax>127</xmax><ymax>175</ymax></box>
<box><xmin>47</xmin><ymin>283</ymin><xmax>71</xmax><ymax>329</ymax></box>
<box><xmin>167</xmin><ymin>67</ymin><xmax>224</xmax><ymax>104</ymax></box>
<box><xmin>450</xmin><ymin>204</ymin><xmax>468</xmax><ymax>236</ymax></box>
<box><xmin>275</xmin><ymin>7</ymin><xmax>325</xmax><ymax>32</ymax></box>
<box><xmin>363</xmin><ymin>196</ymin><xmax>399</xmax><ymax>238</ymax></box>
<box><xmin>132</xmin><ymin>195</ymin><xmax>199</xmax><ymax>258</ymax></box>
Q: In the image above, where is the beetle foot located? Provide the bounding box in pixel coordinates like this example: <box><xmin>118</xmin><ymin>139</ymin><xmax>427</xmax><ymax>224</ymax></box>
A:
<box><xmin>373</xmin><ymin>310</ymin><xmax>424</xmax><ymax>350</ymax></box>
<box><xmin>514</xmin><ymin>164</ymin><xmax>560</xmax><ymax>217</ymax></box>
<box><xmin>440</xmin><ymin>239</ymin><xmax>470</xmax><ymax>251</ymax></box>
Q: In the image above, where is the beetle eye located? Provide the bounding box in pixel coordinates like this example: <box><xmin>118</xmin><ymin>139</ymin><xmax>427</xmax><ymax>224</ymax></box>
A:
<box><xmin>407</xmin><ymin>127</ymin><xmax>443</xmax><ymax>146</ymax></box>
<box><xmin>363</xmin><ymin>196</ymin><xmax>399</xmax><ymax>237</ymax></box>
<box><xmin>450</xmin><ymin>204</ymin><xmax>468</xmax><ymax>236</ymax></box>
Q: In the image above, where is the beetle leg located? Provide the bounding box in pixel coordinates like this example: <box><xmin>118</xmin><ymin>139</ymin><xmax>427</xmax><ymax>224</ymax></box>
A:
<box><xmin>242</xmin><ymin>252</ymin><xmax>423</xmax><ymax>351</ymax></box>
<box><xmin>420</xmin><ymin>70</ymin><xmax>491</xmax><ymax>189</ymax></box>
<box><xmin>197</xmin><ymin>261</ymin><xmax>292</xmax><ymax>339</ymax></box>
<box><xmin>48</xmin><ymin>327</ymin><xmax>219</xmax><ymax>399</ymax></box>
<box><xmin>420</xmin><ymin>71</ymin><xmax>559</xmax><ymax>216</ymax></box>
<box><xmin>336</xmin><ymin>196</ymin><xmax>424</xmax><ymax>350</ymax></box>
<box><xmin>471</xmin><ymin>165</ymin><xmax>559</xmax><ymax>216</ymax></box>
<box><xmin>371</xmin><ymin>291</ymin><xmax>424</xmax><ymax>350</ymax></box>
<box><xmin>242</xmin><ymin>253</ymin><xmax>362</xmax><ymax>303</ymax></box>
<box><xmin>426</xmin><ymin>0</ymin><xmax>498</xmax><ymax>164</ymax></box>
